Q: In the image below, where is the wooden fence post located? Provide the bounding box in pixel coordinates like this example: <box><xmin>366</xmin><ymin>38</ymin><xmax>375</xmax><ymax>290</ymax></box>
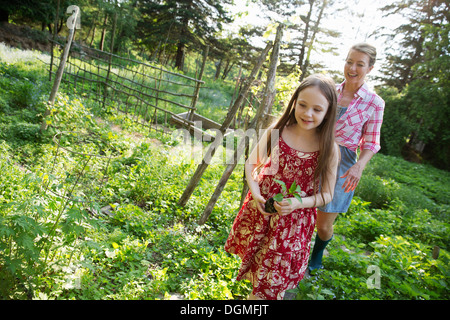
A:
<box><xmin>188</xmin><ymin>45</ymin><xmax>209</xmax><ymax>122</ymax></box>
<box><xmin>41</xmin><ymin>5</ymin><xmax>80</xmax><ymax>132</ymax></box>
<box><xmin>238</xmin><ymin>23</ymin><xmax>285</xmax><ymax>206</ymax></box>
<box><xmin>178</xmin><ymin>42</ymin><xmax>272</xmax><ymax>207</ymax></box>
<box><xmin>102</xmin><ymin>10</ymin><xmax>118</xmax><ymax>110</ymax></box>
<box><xmin>198</xmin><ymin>24</ymin><xmax>284</xmax><ymax>225</ymax></box>
<box><xmin>49</xmin><ymin>0</ymin><xmax>61</xmax><ymax>82</ymax></box>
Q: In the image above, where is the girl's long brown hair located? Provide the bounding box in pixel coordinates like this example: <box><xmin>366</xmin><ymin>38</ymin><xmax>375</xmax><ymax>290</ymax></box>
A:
<box><xmin>264</xmin><ymin>74</ymin><xmax>338</xmax><ymax>205</ymax></box>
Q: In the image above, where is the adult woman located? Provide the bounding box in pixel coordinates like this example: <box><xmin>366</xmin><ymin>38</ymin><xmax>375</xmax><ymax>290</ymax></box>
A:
<box><xmin>308</xmin><ymin>43</ymin><xmax>385</xmax><ymax>272</ymax></box>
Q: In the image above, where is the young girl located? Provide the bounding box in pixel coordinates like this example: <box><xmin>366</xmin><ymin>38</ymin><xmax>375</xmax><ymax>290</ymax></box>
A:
<box><xmin>224</xmin><ymin>74</ymin><xmax>339</xmax><ymax>300</ymax></box>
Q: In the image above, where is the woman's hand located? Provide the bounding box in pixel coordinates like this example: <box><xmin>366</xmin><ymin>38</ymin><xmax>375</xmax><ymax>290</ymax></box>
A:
<box><xmin>341</xmin><ymin>162</ymin><xmax>363</xmax><ymax>192</ymax></box>
<box><xmin>341</xmin><ymin>149</ymin><xmax>375</xmax><ymax>193</ymax></box>
<box><xmin>273</xmin><ymin>197</ymin><xmax>301</xmax><ymax>216</ymax></box>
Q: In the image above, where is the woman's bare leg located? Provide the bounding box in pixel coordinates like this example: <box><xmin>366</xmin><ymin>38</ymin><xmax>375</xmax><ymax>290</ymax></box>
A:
<box><xmin>316</xmin><ymin>210</ymin><xmax>339</xmax><ymax>241</ymax></box>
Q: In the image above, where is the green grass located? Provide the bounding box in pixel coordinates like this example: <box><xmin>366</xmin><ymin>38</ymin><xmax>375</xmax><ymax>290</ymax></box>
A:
<box><xmin>291</xmin><ymin>155</ymin><xmax>450</xmax><ymax>300</ymax></box>
<box><xmin>0</xmin><ymin>44</ymin><xmax>448</xmax><ymax>300</ymax></box>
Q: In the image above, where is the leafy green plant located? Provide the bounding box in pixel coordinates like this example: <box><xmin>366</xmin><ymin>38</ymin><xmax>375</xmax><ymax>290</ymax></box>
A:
<box><xmin>265</xmin><ymin>179</ymin><xmax>303</xmax><ymax>213</ymax></box>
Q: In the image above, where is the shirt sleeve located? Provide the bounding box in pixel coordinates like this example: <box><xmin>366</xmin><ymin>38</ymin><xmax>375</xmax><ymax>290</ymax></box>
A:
<box><xmin>360</xmin><ymin>95</ymin><xmax>385</xmax><ymax>153</ymax></box>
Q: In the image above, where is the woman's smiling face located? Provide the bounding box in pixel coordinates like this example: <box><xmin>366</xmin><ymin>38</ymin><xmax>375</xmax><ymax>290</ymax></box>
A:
<box><xmin>344</xmin><ymin>49</ymin><xmax>373</xmax><ymax>87</ymax></box>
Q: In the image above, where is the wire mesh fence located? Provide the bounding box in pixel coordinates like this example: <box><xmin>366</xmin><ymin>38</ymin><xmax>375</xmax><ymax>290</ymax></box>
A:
<box><xmin>43</xmin><ymin>131</ymin><xmax>115</xmax><ymax>205</ymax></box>
<box><xmin>47</xmin><ymin>40</ymin><xmax>205</xmax><ymax>134</ymax></box>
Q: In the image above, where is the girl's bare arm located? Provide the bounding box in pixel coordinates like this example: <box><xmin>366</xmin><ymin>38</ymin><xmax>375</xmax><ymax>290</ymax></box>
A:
<box><xmin>275</xmin><ymin>143</ymin><xmax>339</xmax><ymax>215</ymax></box>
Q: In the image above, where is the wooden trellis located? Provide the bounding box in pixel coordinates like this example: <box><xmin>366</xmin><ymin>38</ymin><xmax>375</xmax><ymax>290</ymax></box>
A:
<box><xmin>44</xmin><ymin>38</ymin><xmax>206</xmax><ymax>134</ymax></box>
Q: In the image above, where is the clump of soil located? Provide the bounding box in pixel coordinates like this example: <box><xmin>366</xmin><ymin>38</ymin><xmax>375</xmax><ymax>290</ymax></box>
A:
<box><xmin>265</xmin><ymin>197</ymin><xmax>277</xmax><ymax>213</ymax></box>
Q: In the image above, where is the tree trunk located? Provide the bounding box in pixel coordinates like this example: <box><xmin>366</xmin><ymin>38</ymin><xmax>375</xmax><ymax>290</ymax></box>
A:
<box><xmin>57</xmin><ymin>17</ymin><xmax>64</xmax><ymax>34</ymax></box>
<box><xmin>89</xmin><ymin>25</ymin><xmax>97</xmax><ymax>47</ymax></box>
<box><xmin>175</xmin><ymin>13</ymin><xmax>189</xmax><ymax>71</ymax></box>
<box><xmin>221</xmin><ymin>60</ymin><xmax>232</xmax><ymax>80</ymax></box>
<box><xmin>175</xmin><ymin>42</ymin><xmax>185</xmax><ymax>71</ymax></box>
<box><xmin>99</xmin><ymin>14</ymin><xmax>108</xmax><ymax>51</ymax></box>
<box><xmin>300</xmin><ymin>0</ymin><xmax>327</xmax><ymax>81</ymax></box>
<box><xmin>214</xmin><ymin>59</ymin><xmax>222</xmax><ymax>80</ymax></box>
<box><xmin>298</xmin><ymin>0</ymin><xmax>315</xmax><ymax>79</ymax></box>
<box><xmin>259</xmin><ymin>24</ymin><xmax>283</xmax><ymax>117</ymax></box>
<box><xmin>85</xmin><ymin>10</ymin><xmax>99</xmax><ymax>45</ymax></box>
<box><xmin>41</xmin><ymin>7</ymin><xmax>79</xmax><ymax>132</ymax></box>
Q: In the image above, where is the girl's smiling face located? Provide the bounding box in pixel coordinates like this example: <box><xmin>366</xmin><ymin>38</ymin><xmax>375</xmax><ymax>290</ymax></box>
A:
<box><xmin>344</xmin><ymin>49</ymin><xmax>373</xmax><ymax>87</ymax></box>
<box><xmin>294</xmin><ymin>86</ymin><xmax>329</xmax><ymax>131</ymax></box>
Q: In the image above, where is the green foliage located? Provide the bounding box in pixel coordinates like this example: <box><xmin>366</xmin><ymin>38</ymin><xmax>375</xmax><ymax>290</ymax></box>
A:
<box><xmin>136</xmin><ymin>0</ymin><xmax>232</xmax><ymax>70</ymax></box>
<box><xmin>271</xmin><ymin>65</ymin><xmax>303</xmax><ymax>115</ymax></box>
<box><xmin>292</xmin><ymin>154</ymin><xmax>449</xmax><ymax>300</ymax></box>
<box><xmin>358</xmin><ymin>154</ymin><xmax>449</xmax><ymax>214</ymax></box>
<box><xmin>45</xmin><ymin>93</ymin><xmax>96</xmax><ymax>132</ymax></box>
<box><xmin>272</xmin><ymin>179</ymin><xmax>302</xmax><ymax>203</ymax></box>
<box><xmin>0</xmin><ymin>51</ymin><xmax>50</xmax><ymax>146</ymax></box>
<box><xmin>378</xmin><ymin>86</ymin><xmax>410</xmax><ymax>157</ymax></box>
<box><xmin>1</xmin><ymin>122</ymin><xmax>41</xmax><ymax>143</ymax></box>
<box><xmin>378</xmin><ymin>0</ymin><xmax>450</xmax><ymax>170</ymax></box>
<box><xmin>293</xmin><ymin>234</ymin><xmax>449</xmax><ymax>300</ymax></box>
<box><xmin>0</xmin><ymin>47</ymin><xmax>447</xmax><ymax>301</ymax></box>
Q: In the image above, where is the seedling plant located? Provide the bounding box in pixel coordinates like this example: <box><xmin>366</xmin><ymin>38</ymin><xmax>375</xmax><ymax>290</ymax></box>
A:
<box><xmin>265</xmin><ymin>179</ymin><xmax>303</xmax><ymax>213</ymax></box>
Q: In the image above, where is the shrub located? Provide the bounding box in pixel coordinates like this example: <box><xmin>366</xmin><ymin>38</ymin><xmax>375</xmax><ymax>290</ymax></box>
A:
<box><xmin>7</xmin><ymin>122</ymin><xmax>41</xmax><ymax>142</ymax></box>
<box><xmin>355</xmin><ymin>175</ymin><xmax>398</xmax><ymax>209</ymax></box>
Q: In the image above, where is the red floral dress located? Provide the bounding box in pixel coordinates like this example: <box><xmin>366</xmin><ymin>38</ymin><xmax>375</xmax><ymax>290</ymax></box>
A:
<box><xmin>224</xmin><ymin>136</ymin><xmax>319</xmax><ymax>300</ymax></box>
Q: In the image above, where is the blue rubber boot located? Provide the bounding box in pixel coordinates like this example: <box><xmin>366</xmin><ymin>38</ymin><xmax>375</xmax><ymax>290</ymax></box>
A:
<box><xmin>308</xmin><ymin>234</ymin><xmax>333</xmax><ymax>272</ymax></box>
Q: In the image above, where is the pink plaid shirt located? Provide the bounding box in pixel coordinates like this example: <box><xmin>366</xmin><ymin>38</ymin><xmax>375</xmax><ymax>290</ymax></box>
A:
<box><xmin>335</xmin><ymin>81</ymin><xmax>385</xmax><ymax>153</ymax></box>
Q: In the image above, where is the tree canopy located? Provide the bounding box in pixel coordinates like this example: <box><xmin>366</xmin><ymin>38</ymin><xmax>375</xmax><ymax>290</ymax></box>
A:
<box><xmin>378</xmin><ymin>0</ymin><xmax>449</xmax><ymax>169</ymax></box>
<box><xmin>136</xmin><ymin>0</ymin><xmax>232</xmax><ymax>70</ymax></box>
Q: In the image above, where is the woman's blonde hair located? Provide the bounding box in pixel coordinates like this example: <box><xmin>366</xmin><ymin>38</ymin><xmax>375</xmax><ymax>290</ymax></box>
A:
<box><xmin>350</xmin><ymin>43</ymin><xmax>377</xmax><ymax>67</ymax></box>
<box><xmin>264</xmin><ymin>74</ymin><xmax>337</xmax><ymax>205</ymax></box>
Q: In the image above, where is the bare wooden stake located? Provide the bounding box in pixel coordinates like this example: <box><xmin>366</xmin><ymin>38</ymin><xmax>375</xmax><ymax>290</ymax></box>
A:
<box><xmin>198</xmin><ymin>24</ymin><xmax>284</xmax><ymax>224</ymax></box>
<box><xmin>178</xmin><ymin>42</ymin><xmax>272</xmax><ymax>207</ymax></box>
<box><xmin>41</xmin><ymin>6</ymin><xmax>80</xmax><ymax>132</ymax></box>
<box><xmin>188</xmin><ymin>45</ymin><xmax>209</xmax><ymax>122</ymax></box>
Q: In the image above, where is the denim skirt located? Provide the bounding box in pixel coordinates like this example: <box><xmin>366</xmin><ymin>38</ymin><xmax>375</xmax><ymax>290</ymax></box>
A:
<box><xmin>318</xmin><ymin>144</ymin><xmax>357</xmax><ymax>213</ymax></box>
<box><xmin>319</xmin><ymin>105</ymin><xmax>356</xmax><ymax>213</ymax></box>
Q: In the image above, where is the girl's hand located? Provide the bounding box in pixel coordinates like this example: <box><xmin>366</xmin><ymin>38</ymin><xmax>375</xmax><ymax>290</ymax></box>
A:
<box><xmin>341</xmin><ymin>163</ymin><xmax>363</xmax><ymax>193</ymax></box>
<box><xmin>274</xmin><ymin>198</ymin><xmax>301</xmax><ymax>216</ymax></box>
<box><xmin>252</xmin><ymin>193</ymin><xmax>271</xmax><ymax>216</ymax></box>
